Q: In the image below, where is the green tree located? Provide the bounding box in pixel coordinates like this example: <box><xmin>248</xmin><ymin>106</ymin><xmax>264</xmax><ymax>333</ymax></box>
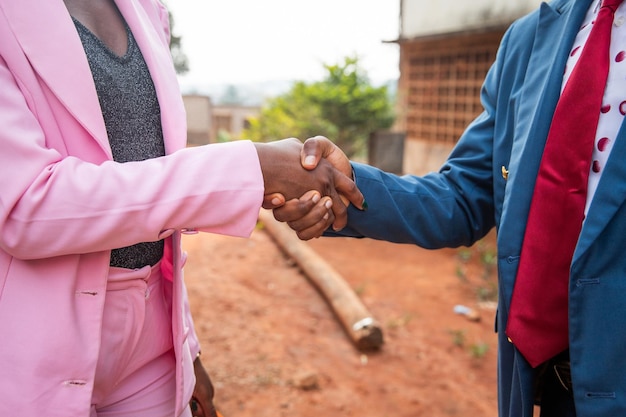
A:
<box><xmin>163</xmin><ymin>3</ymin><xmax>189</xmax><ymax>75</ymax></box>
<box><xmin>244</xmin><ymin>57</ymin><xmax>394</xmax><ymax>158</ymax></box>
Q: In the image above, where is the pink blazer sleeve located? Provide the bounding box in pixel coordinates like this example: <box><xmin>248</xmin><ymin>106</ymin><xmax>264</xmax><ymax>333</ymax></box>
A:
<box><xmin>0</xmin><ymin>55</ymin><xmax>264</xmax><ymax>259</ymax></box>
<box><xmin>0</xmin><ymin>0</ymin><xmax>265</xmax><ymax>261</ymax></box>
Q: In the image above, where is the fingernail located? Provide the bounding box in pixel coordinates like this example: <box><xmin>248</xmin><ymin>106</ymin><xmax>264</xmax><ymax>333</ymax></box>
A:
<box><xmin>304</xmin><ymin>155</ymin><xmax>316</xmax><ymax>166</ymax></box>
<box><xmin>324</xmin><ymin>200</ymin><xmax>332</xmax><ymax>209</ymax></box>
<box><xmin>312</xmin><ymin>193</ymin><xmax>321</xmax><ymax>203</ymax></box>
<box><xmin>361</xmin><ymin>199</ymin><xmax>368</xmax><ymax>211</ymax></box>
<box><xmin>271</xmin><ymin>197</ymin><xmax>281</xmax><ymax>206</ymax></box>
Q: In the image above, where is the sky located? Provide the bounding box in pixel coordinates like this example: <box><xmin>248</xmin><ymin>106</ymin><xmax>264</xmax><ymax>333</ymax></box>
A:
<box><xmin>166</xmin><ymin>0</ymin><xmax>401</xmax><ymax>90</ymax></box>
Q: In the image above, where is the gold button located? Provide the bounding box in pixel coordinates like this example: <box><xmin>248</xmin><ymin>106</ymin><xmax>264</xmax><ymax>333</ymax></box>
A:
<box><xmin>501</xmin><ymin>166</ymin><xmax>509</xmax><ymax>180</ymax></box>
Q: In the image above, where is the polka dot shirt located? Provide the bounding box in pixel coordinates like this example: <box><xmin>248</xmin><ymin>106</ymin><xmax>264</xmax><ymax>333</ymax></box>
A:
<box><xmin>564</xmin><ymin>0</ymin><xmax>626</xmax><ymax>214</ymax></box>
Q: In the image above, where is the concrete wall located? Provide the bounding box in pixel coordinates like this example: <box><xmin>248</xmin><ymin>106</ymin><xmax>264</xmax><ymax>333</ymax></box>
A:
<box><xmin>182</xmin><ymin>95</ymin><xmax>212</xmax><ymax>145</ymax></box>
<box><xmin>368</xmin><ymin>131</ymin><xmax>406</xmax><ymax>174</ymax></box>
<box><xmin>212</xmin><ymin>105</ymin><xmax>259</xmax><ymax>140</ymax></box>
<box><xmin>402</xmin><ymin>139</ymin><xmax>455</xmax><ymax>177</ymax></box>
<box><xmin>401</xmin><ymin>0</ymin><xmax>543</xmax><ymax>38</ymax></box>
<box><xmin>182</xmin><ymin>94</ymin><xmax>260</xmax><ymax>144</ymax></box>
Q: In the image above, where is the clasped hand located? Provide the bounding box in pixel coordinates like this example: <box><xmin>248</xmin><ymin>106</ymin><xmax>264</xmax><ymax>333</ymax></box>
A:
<box><xmin>257</xmin><ymin>136</ymin><xmax>357</xmax><ymax>240</ymax></box>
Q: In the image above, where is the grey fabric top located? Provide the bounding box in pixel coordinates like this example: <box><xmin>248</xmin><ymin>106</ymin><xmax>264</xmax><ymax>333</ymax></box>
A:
<box><xmin>74</xmin><ymin>18</ymin><xmax>165</xmax><ymax>269</ymax></box>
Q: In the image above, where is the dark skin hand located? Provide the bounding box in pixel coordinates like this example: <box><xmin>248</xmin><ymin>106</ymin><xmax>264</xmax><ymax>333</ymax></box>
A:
<box><xmin>266</xmin><ymin>190</ymin><xmax>336</xmax><ymax>240</ymax></box>
<box><xmin>190</xmin><ymin>357</ymin><xmax>218</xmax><ymax>417</ymax></box>
<box><xmin>255</xmin><ymin>137</ymin><xmax>364</xmax><ymax>231</ymax></box>
<box><xmin>264</xmin><ymin>136</ymin><xmax>360</xmax><ymax>240</ymax></box>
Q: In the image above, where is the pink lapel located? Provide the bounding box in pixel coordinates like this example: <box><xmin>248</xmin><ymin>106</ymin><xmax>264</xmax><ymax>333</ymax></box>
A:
<box><xmin>0</xmin><ymin>0</ymin><xmax>111</xmax><ymax>157</ymax></box>
<box><xmin>0</xmin><ymin>0</ymin><xmax>187</xmax><ymax>157</ymax></box>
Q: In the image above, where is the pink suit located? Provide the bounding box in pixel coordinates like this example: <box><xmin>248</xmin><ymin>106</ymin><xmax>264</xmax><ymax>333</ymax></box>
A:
<box><xmin>0</xmin><ymin>0</ymin><xmax>264</xmax><ymax>415</ymax></box>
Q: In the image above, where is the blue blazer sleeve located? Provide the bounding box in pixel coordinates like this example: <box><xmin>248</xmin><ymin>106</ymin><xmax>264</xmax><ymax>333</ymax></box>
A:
<box><xmin>328</xmin><ymin>32</ymin><xmax>512</xmax><ymax>248</ymax></box>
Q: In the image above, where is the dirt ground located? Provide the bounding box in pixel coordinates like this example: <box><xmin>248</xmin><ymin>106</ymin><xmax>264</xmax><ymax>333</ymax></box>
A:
<box><xmin>183</xmin><ymin>216</ymin><xmax>500</xmax><ymax>417</ymax></box>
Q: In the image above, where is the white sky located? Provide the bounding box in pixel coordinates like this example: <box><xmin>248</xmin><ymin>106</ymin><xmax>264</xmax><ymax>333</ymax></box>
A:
<box><xmin>166</xmin><ymin>0</ymin><xmax>401</xmax><ymax>88</ymax></box>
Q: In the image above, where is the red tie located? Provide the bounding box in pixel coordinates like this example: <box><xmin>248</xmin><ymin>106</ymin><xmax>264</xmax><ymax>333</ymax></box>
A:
<box><xmin>505</xmin><ymin>0</ymin><xmax>623</xmax><ymax>368</ymax></box>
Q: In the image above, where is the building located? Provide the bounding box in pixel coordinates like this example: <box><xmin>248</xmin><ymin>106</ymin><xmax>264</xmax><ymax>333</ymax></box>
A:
<box><xmin>182</xmin><ymin>94</ymin><xmax>259</xmax><ymax>145</ymax></box>
<box><xmin>182</xmin><ymin>94</ymin><xmax>212</xmax><ymax>146</ymax></box>
<box><xmin>396</xmin><ymin>0</ymin><xmax>542</xmax><ymax>175</ymax></box>
<box><xmin>211</xmin><ymin>104</ymin><xmax>259</xmax><ymax>142</ymax></box>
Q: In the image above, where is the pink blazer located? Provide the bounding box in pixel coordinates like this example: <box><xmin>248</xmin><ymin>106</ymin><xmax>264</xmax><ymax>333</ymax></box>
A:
<box><xmin>0</xmin><ymin>1</ymin><xmax>264</xmax><ymax>415</ymax></box>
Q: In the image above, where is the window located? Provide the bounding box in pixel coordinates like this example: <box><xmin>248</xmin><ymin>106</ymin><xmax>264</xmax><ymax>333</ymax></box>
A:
<box><xmin>400</xmin><ymin>31</ymin><xmax>504</xmax><ymax>145</ymax></box>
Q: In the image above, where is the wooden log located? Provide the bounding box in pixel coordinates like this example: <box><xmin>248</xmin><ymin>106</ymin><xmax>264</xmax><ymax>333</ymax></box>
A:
<box><xmin>258</xmin><ymin>209</ymin><xmax>383</xmax><ymax>350</ymax></box>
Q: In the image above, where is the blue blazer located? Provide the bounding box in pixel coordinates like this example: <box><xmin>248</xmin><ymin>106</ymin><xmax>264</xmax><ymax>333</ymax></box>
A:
<box><xmin>336</xmin><ymin>0</ymin><xmax>626</xmax><ymax>415</ymax></box>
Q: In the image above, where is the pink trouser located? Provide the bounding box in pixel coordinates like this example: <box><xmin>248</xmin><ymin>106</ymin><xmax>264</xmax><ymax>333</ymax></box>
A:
<box><xmin>90</xmin><ymin>262</ymin><xmax>192</xmax><ymax>417</ymax></box>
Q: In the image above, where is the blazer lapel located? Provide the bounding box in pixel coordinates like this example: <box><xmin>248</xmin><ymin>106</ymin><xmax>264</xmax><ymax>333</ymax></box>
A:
<box><xmin>497</xmin><ymin>0</ymin><xmax>592</xmax><ymax>302</ymax></box>
<box><xmin>1</xmin><ymin>0</ymin><xmax>111</xmax><ymax>157</ymax></box>
<box><xmin>115</xmin><ymin>0</ymin><xmax>187</xmax><ymax>154</ymax></box>
<box><xmin>500</xmin><ymin>0</ymin><xmax>588</xmax><ymax>252</ymax></box>
<box><xmin>575</xmin><ymin>121</ymin><xmax>626</xmax><ymax>261</ymax></box>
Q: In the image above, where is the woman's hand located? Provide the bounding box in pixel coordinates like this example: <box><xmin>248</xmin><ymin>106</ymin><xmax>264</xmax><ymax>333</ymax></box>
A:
<box><xmin>190</xmin><ymin>356</ymin><xmax>218</xmax><ymax>417</ymax></box>
<box><xmin>264</xmin><ymin>136</ymin><xmax>364</xmax><ymax>237</ymax></box>
<box><xmin>255</xmin><ymin>138</ymin><xmax>363</xmax><ymax>231</ymax></box>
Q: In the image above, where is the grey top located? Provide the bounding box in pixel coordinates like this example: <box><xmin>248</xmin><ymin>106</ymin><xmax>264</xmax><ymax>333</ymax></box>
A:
<box><xmin>74</xmin><ymin>18</ymin><xmax>165</xmax><ymax>269</ymax></box>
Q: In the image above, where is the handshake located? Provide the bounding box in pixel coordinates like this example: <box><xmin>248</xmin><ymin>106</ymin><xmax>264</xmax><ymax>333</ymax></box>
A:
<box><xmin>254</xmin><ymin>136</ymin><xmax>365</xmax><ymax>240</ymax></box>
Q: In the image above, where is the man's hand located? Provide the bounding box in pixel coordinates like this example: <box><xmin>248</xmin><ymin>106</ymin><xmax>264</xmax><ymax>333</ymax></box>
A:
<box><xmin>301</xmin><ymin>136</ymin><xmax>353</xmax><ymax>178</ymax></box>
<box><xmin>190</xmin><ymin>356</ymin><xmax>218</xmax><ymax>417</ymax></box>
<box><xmin>255</xmin><ymin>138</ymin><xmax>363</xmax><ymax>230</ymax></box>
<box><xmin>263</xmin><ymin>136</ymin><xmax>364</xmax><ymax>239</ymax></box>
